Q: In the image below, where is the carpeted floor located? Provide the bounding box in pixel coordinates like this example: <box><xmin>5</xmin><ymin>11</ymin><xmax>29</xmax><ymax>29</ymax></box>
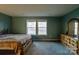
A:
<box><xmin>25</xmin><ymin>42</ymin><xmax>74</xmax><ymax>55</ymax></box>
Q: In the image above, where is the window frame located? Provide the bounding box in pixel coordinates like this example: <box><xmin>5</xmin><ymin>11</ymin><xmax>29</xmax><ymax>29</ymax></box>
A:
<box><xmin>26</xmin><ymin>20</ymin><xmax>36</xmax><ymax>35</ymax></box>
<box><xmin>37</xmin><ymin>21</ymin><xmax>47</xmax><ymax>35</ymax></box>
<box><xmin>26</xmin><ymin>19</ymin><xmax>47</xmax><ymax>35</ymax></box>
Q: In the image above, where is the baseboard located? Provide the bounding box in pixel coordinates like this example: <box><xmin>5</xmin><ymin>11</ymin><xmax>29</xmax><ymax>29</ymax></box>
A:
<box><xmin>33</xmin><ymin>39</ymin><xmax>60</xmax><ymax>42</ymax></box>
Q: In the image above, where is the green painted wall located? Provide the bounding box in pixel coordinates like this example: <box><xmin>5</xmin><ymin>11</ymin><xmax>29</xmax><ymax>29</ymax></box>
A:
<box><xmin>47</xmin><ymin>17</ymin><xmax>62</xmax><ymax>39</ymax></box>
<box><xmin>12</xmin><ymin>17</ymin><xmax>26</xmax><ymax>33</ymax></box>
<box><xmin>62</xmin><ymin>8</ymin><xmax>79</xmax><ymax>34</ymax></box>
<box><xmin>0</xmin><ymin>13</ymin><xmax>12</xmax><ymax>33</ymax></box>
<box><xmin>12</xmin><ymin>17</ymin><xmax>62</xmax><ymax>39</ymax></box>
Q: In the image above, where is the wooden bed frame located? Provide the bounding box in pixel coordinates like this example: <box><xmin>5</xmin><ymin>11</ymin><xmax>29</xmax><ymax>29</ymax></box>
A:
<box><xmin>23</xmin><ymin>39</ymin><xmax>32</xmax><ymax>53</ymax></box>
<box><xmin>0</xmin><ymin>39</ymin><xmax>23</xmax><ymax>55</ymax></box>
<box><xmin>0</xmin><ymin>38</ymin><xmax>32</xmax><ymax>55</ymax></box>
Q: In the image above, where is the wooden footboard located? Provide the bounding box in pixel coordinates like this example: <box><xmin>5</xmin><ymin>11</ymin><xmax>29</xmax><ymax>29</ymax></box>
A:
<box><xmin>0</xmin><ymin>38</ymin><xmax>32</xmax><ymax>55</ymax></box>
<box><xmin>0</xmin><ymin>39</ymin><xmax>23</xmax><ymax>55</ymax></box>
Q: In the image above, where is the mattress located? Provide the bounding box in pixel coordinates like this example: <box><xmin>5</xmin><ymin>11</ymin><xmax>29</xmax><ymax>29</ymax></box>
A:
<box><xmin>0</xmin><ymin>34</ymin><xmax>32</xmax><ymax>44</ymax></box>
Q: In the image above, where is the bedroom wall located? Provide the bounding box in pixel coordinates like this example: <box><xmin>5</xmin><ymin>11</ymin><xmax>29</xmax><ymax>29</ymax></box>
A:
<box><xmin>0</xmin><ymin>13</ymin><xmax>12</xmax><ymax>34</ymax></box>
<box><xmin>62</xmin><ymin>8</ymin><xmax>79</xmax><ymax>34</ymax></box>
<box><xmin>12</xmin><ymin>17</ymin><xmax>63</xmax><ymax>39</ymax></box>
<box><xmin>47</xmin><ymin>17</ymin><xmax>63</xmax><ymax>39</ymax></box>
<box><xmin>12</xmin><ymin>17</ymin><xmax>26</xmax><ymax>33</ymax></box>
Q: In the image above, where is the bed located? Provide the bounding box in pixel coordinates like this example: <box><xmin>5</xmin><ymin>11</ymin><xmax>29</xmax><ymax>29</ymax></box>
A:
<box><xmin>0</xmin><ymin>34</ymin><xmax>32</xmax><ymax>55</ymax></box>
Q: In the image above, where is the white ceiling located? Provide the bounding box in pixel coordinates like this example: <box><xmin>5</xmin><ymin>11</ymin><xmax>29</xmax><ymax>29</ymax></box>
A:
<box><xmin>0</xmin><ymin>4</ymin><xmax>79</xmax><ymax>17</ymax></box>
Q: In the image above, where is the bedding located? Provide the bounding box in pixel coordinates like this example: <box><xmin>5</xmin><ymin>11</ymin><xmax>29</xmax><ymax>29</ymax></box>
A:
<box><xmin>0</xmin><ymin>34</ymin><xmax>32</xmax><ymax>45</ymax></box>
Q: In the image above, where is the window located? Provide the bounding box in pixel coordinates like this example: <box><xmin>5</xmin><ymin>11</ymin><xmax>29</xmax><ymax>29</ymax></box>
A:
<box><xmin>38</xmin><ymin>21</ymin><xmax>47</xmax><ymax>35</ymax></box>
<box><xmin>74</xmin><ymin>21</ymin><xmax>78</xmax><ymax>35</ymax></box>
<box><xmin>27</xmin><ymin>20</ymin><xmax>36</xmax><ymax>35</ymax></box>
<box><xmin>26</xmin><ymin>19</ymin><xmax>47</xmax><ymax>35</ymax></box>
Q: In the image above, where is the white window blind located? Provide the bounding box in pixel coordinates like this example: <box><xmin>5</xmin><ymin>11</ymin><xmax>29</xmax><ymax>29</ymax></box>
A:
<box><xmin>26</xmin><ymin>19</ymin><xmax>47</xmax><ymax>35</ymax></box>
<box><xmin>27</xmin><ymin>20</ymin><xmax>36</xmax><ymax>35</ymax></box>
<box><xmin>37</xmin><ymin>20</ymin><xmax>47</xmax><ymax>35</ymax></box>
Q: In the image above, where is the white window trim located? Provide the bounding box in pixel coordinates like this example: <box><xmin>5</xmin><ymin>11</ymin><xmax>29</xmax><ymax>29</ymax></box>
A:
<box><xmin>26</xmin><ymin>20</ymin><xmax>36</xmax><ymax>35</ymax></box>
<box><xmin>37</xmin><ymin>21</ymin><xmax>47</xmax><ymax>35</ymax></box>
<box><xmin>26</xmin><ymin>19</ymin><xmax>47</xmax><ymax>35</ymax></box>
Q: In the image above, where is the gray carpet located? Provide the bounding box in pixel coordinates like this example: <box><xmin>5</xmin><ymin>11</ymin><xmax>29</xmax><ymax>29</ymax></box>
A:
<box><xmin>26</xmin><ymin>42</ymin><xmax>74</xmax><ymax>55</ymax></box>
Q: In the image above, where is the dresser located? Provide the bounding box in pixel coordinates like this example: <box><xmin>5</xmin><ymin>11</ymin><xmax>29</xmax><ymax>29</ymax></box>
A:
<box><xmin>61</xmin><ymin>34</ymin><xmax>79</xmax><ymax>54</ymax></box>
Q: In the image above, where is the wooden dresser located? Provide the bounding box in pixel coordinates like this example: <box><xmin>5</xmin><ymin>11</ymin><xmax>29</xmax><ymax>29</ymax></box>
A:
<box><xmin>61</xmin><ymin>34</ymin><xmax>79</xmax><ymax>54</ymax></box>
